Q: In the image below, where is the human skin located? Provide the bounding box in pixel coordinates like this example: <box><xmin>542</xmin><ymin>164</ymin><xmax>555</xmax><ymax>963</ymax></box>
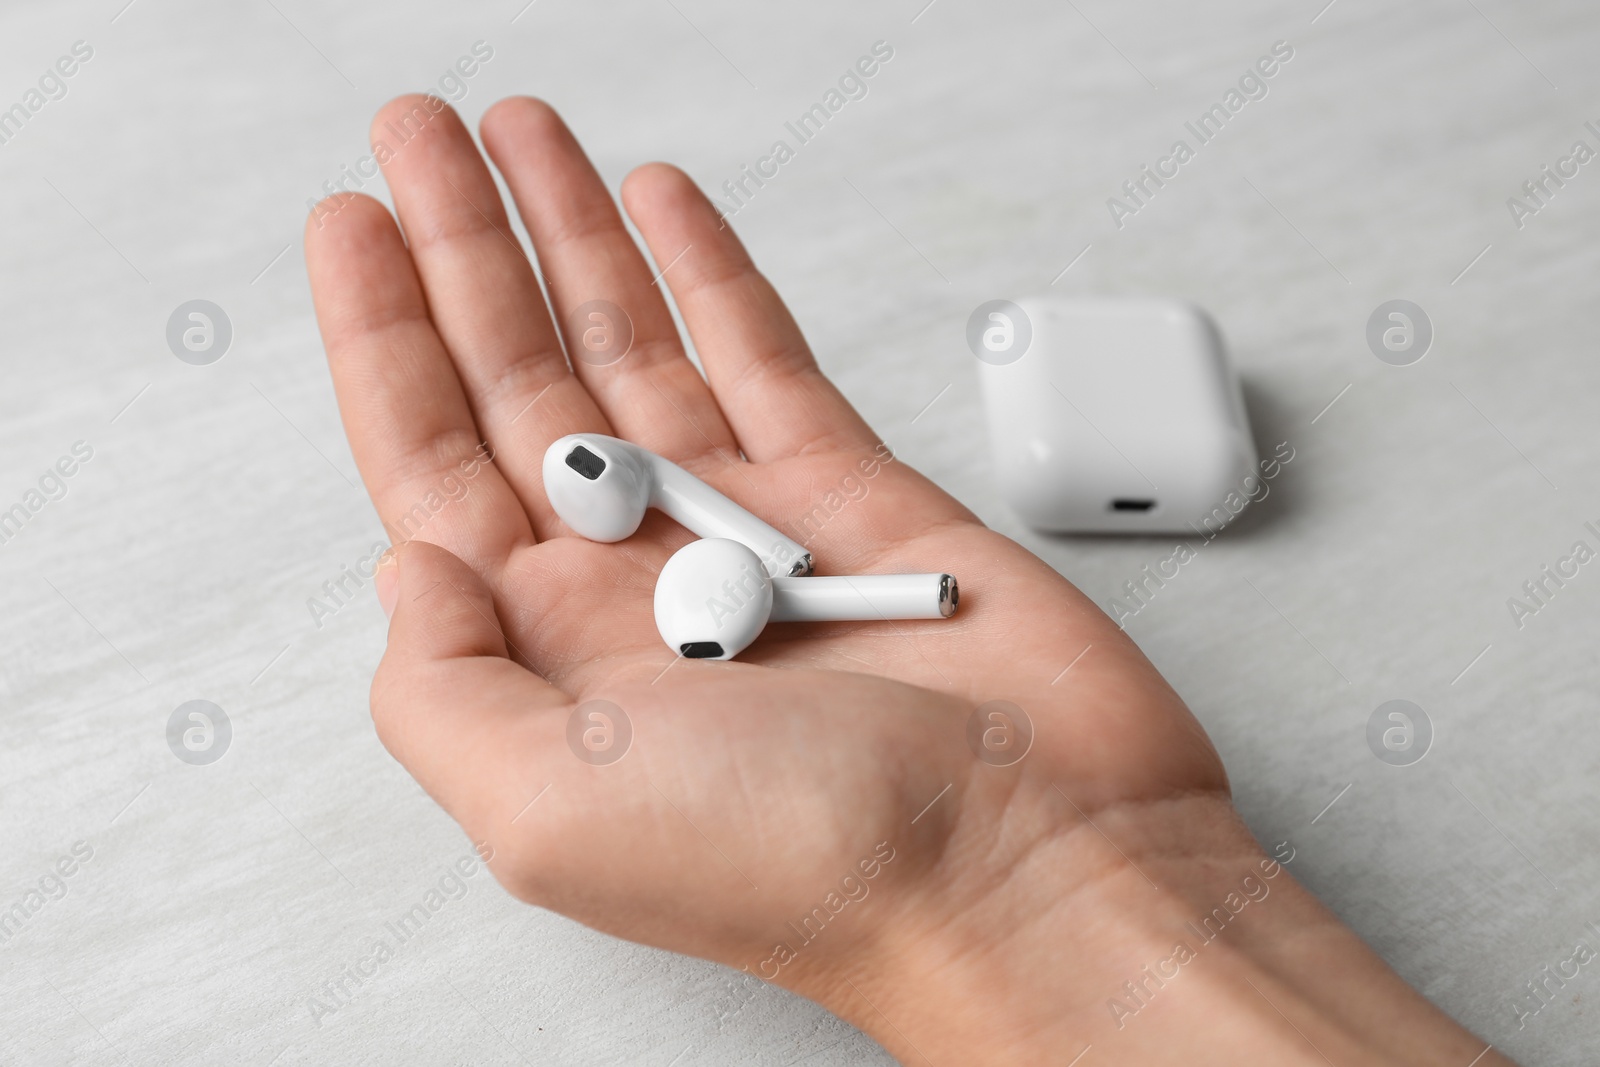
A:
<box><xmin>303</xmin><ymin>93</ymin><xmax>1514</xmax><ymax>1066</ymax></box>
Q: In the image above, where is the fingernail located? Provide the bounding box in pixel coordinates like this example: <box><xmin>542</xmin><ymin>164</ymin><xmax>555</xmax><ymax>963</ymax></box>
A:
<box><xmin>375</xmin><ymin>549</ymin><xmax>399</xmax><ymax>618</ymax></box>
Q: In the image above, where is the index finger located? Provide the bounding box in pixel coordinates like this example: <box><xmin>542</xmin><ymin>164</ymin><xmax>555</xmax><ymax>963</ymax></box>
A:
<box><xmin>304</xmin><ymin>193</ymin><xmax>535</xmax><ymax>574</ymax></box>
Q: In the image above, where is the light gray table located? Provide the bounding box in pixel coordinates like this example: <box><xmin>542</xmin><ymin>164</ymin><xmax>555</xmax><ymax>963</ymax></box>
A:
<box><xmin>2</xmin><ymin>0</ymin><xmax>1596</xmax><ymax>1062</ymax></box>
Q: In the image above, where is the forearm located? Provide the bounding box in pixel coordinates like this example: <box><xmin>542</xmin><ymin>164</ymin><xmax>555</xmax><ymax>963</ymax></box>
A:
<box><xmin>800</xmin><ymin>792</ymin><xmax>1509</xmax><ymax>1066</ymax></box>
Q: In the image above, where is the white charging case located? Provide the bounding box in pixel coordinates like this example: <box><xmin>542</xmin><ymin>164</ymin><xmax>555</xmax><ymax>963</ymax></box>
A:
<box><xmin>975</xmin><ymin>297</ymin><xmax>1257</xmax><ymax>534</ymax></box>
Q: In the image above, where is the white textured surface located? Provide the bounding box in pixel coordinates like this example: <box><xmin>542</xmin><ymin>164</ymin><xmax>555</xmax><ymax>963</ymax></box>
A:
<box><xmin>1</xmin><ymin>0</ymin><xmax>1596</xmax><ymax>1063</ymax></box>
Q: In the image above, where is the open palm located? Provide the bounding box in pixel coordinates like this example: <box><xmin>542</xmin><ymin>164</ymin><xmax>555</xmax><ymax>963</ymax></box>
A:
<box><xmin>304</xmin><ymin>95</ymin><xmax>1227</xmax><ymax>1000</ymax></box>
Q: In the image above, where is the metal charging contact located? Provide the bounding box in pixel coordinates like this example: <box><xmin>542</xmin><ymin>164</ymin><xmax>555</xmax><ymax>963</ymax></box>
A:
<box><xmin>939</xmin><ymin>574</ymin><xmax>959</xmax><ymax>617</ymax></box>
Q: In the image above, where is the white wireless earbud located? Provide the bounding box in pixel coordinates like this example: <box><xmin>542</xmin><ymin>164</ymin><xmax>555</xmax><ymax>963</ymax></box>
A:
<box><xmin>543</xmin><ymin>433</ymin><xmax>812</xmax><ymax>578</ymax></box>
<box><xmin>653</xmin><ymin>538</ymin><xmax>958</xmax><ymax>661</ymax></box>
<box><xmin>655</xmin><ymin>538</ymin><xmax>774</xmax><ymax>661</ymax></box>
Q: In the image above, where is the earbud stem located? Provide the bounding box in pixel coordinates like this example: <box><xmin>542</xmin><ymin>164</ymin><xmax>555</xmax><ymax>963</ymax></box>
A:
<box><xmin>770</xmin><ymin>573</ymin><xmax>957</xmax><ymax>622</ymax></box>
<box><xmin>650</xmin><ymin>460</ymin><xmax>811</xmax><ymax>578</ymax></box>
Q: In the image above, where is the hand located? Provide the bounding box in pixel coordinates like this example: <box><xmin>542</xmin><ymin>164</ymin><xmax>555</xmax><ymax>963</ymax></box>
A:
<box><xmin>305</xmin><ymin>95</ymin><xmax>1511</xmax><ymax>1066</ymax></box>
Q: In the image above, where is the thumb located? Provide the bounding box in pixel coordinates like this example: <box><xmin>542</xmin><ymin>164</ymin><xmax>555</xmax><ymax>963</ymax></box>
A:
<box><xmin>370</xmin><ymin>540</ymin><xmax>569</xmax><ymax>830</ymax></box>
<box><xmin>377</xmin><ymin>538</ymin><xmax>508</xmax><ymax>663</ymax></box>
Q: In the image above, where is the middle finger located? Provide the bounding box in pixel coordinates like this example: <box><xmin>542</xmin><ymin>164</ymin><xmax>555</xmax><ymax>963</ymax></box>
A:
<box><xmin>374</xmin><ymin>94</ymin><xmax>606</xmax><ymax>538</ymax></box>
<box><xmin>480</xmin><ymin>97</ymin><xmax>741</xmax><ymax>472</ymax></box>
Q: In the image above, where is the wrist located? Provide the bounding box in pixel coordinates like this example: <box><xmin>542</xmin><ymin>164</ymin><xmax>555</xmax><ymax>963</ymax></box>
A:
<box><xmin>798</xmin><ymin>787</ymin><xmax>1505</xmax><ymax>1066</ymax></box>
